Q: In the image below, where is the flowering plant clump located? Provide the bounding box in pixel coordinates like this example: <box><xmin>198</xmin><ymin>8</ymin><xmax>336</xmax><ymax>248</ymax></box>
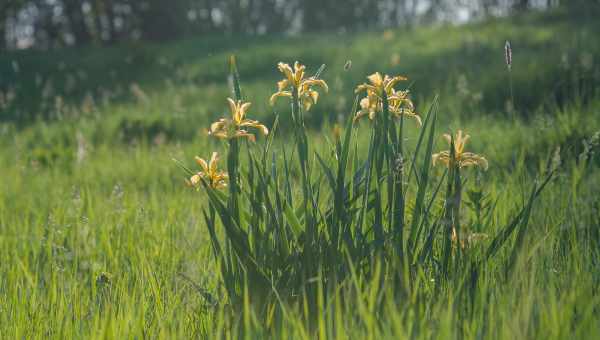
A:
<box><xmin>178</xmin><ymin>56</ymin><xmax>554</xmax><ymax>321</ymax></box>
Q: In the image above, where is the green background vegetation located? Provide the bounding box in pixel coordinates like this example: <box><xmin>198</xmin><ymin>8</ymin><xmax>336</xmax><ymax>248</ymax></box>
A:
<box><xmin>1</xmin><ymin>7</ymin><xmax>600</xmax><ymax>339</ymax></box>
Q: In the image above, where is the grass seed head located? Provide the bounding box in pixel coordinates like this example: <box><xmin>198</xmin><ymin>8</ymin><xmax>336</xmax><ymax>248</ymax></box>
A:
<box><xmin>505</xmin><ymin>40</ymin><xmax>512</xmax><ymax>70</ymax></box>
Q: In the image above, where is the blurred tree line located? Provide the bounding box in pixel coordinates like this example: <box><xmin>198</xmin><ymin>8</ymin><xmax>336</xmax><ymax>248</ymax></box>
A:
<box><xmin>0</xmin><ymin>0</ymin><xmax>595</xmax><ymax>50</ymax></box>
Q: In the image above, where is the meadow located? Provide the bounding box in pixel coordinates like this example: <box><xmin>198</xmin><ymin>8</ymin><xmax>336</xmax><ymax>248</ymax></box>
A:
<box><xmin>1</xmin><ymin>7</ymin><xmax>600</xmax><ymax>339</ymax></box>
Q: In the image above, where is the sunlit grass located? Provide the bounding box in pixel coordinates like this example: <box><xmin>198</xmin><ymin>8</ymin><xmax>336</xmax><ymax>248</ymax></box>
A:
<box><xmin>1</xmin><ymin>8</ymin><xmax>600</xmax><ymax>339</ymax></box>
<box><xmin>1</xmin><ymin>102</ymin><xmax>599</xmax><ymax>337</ymax></box>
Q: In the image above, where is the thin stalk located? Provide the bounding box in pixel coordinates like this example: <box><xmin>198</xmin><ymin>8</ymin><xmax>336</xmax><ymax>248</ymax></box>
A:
<box><xmin>356</xmin><ymin>120</ymin><xmax>378</xmax><ymax>242</ymax></box>
<box><xmin>452</xmin><ymin>166</ymin><xmax>463</xmax><ymax>258</ymax></box>
<box><xmin>441</xmin><ymin>138</ymin><xmax>458</xmax><ymax>277</ymax></box>
<box><xmin>227</xmin><ymin>55</ymin><xmax>243</xmax><ymax>226</ymax></box>
<box><xmin>291</xmin><ymin>86</ymin><xmax>313</xmax><ymax>232</ymax></box>
<box><xmin>508</xmin><ymin>70</ymin><xmax>515</xmax><ymax>119</ymax></box>
<box><xmin>227</xmin><ymin>138</ymin><xmax>241</xmax><ymax>226</ymax></box>
<box><xmin>394</xmin><ymin>111</ymin><xmax>406</xmax><ymax>261</ymax></box>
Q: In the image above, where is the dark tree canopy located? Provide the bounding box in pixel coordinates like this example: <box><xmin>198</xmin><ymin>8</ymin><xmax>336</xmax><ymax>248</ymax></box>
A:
<box><xmin>0</xmin><ymin>0</ymin><xmax>594</xmax><ymax>50</ymax></box>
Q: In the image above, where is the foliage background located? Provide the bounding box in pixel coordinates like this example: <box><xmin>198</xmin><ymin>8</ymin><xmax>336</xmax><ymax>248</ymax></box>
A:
<box><xmin>1</xmin><ymin>0</ymin><xmax>596</xmax><ymax>50</ymax></box>
<box><xmin>0</xmin><ymin>2</ymin><xmax>600</xmax><ymax>339</ymax></box>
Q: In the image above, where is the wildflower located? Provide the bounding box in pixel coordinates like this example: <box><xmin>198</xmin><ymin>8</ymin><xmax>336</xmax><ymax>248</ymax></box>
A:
<box><xmin>354</xmin><ymin>91</ymin><xmax>379</xmax><ymax>121</ymax></box>
<box><xmin>355</xmin><ymin>72</ymin><xmax>406</xmax><ymax>96</ymax></box>
<box><xmin>209</xmin><ymin>98</ymin><xmax>268</xmax><ymax>142</ymax></box>
<box><xmin>354</xmin><ymin>72</ymin><xmax>421</xmax><ymax>125</ymax></box>
<box><xmin>388</xmin><ymin>89</ymin><xmax>421</xmax><ymax>124</ymax></box>
<box><xmin>432</xmin><ymin>130</ymin><xmax>488</xmax><ymax>170</ymax></box>
<box><xmin>269</xmin><ymin>61</ymin><xmax>329</xmax><ymax>111</ymax></box>
<box><xmin>188</xmin><ymin>152</ymin><xmax>228</xmax><ymax>189</ymax></box>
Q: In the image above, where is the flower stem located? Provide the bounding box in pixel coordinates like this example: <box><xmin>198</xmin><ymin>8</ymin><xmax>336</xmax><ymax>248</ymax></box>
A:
<box><xmin>508</xmin><ymin>69</ymin><xmax>515</xmax><ymax>119</ymax></box>
<box><xmin>227</xmin><ymin>138</ymin><xmax>240</xmax><ymax>226</ymax></box>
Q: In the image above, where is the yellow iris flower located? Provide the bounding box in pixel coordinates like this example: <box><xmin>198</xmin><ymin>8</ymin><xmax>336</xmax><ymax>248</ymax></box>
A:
<box><xmin>354</xmin><ymin>72</ymin><xmax>420</xmax><ymax>125</ymax></box>
<box><xmin>432</xmin><ymin>130</ymin><xmax>488</xmax><ymax>170</ymax></box>
<box><xmin>209</xmin><ymin>98</ymin><xmax>269</xmax><ymax>142</ymax></box>
<box><xmin>355</xmin><ymin>72</ymin><xmax>407</xmax><ymax>96</ymax></box>
<box><xmin>269</xmin><ymin>61</ymin><xmax>329</xmax><ymax>111</ymax></box>
<box><xmin>188</xmin><ymin>152</ymin><xmax>228</xmax><ymax>189</ymax></box>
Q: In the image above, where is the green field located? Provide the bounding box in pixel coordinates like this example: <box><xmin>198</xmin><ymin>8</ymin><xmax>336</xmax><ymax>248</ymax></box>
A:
<box><xmin>1</xmin><ymin>8</ymin><xmax>600</xmax><ymax>339</ymax></box>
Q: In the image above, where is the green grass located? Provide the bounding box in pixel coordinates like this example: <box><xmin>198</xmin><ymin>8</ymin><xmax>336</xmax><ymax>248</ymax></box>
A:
<box><xmin>1</xmin><ymin>8</ymin><xmax>600</xmax><ymax>339</ymax></box>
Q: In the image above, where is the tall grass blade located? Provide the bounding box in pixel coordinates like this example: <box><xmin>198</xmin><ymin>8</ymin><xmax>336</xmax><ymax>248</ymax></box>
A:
<box><xmin>408</xmin><ymin>102</ymin><xmax>438</xmax><ymax>254</ymax></box>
